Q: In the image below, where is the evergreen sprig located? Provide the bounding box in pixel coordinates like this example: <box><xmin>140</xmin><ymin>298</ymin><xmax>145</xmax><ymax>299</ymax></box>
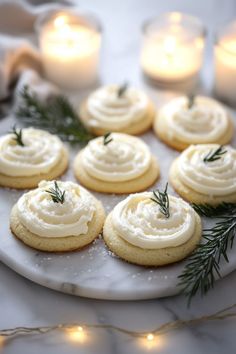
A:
<box><xmin>151</xmin><ymin>183</ymin><xmax>170</xmax><ymax>218</ymax></box>
<box><xmin>103</xmin><ymin>132</ymin><xmax>113</xmax><ymax>145</ymax></box>
<box><xmin>117</xmin><ymin>82</ymin><xmax>129</xmax><ymax>98</ymax></box>
<box><xmin>203</xmin><ymin>146</ymin><xmax>227</xmax><ymax>163</ymax></box>
<box><xmin>188</xmin><ymin>94</ymin><xmax>195</xmax><ymax>109</ymax></box>
<box><xmin>192</xmin><ymin>203</ymin><xmax>236</xmax><ymax>217</ymax></box>
<box><xmin>16</xmin><ymin>86</ymin><xmax>93</xmax><ymax>145</ymax></box>
<box><xmin>46</xmin><ymin>181</ymin><xmax>65</xmax><ymax>204</ymax></box>
<box><xmin>178</xmin><ymin>202</ymin><xmax>236</xmax><ymax>305</ymax></box>
<box><xmin>10</xmin><ymin>125</ymin><xmax>24</xmax><ymax>146</ymax></box>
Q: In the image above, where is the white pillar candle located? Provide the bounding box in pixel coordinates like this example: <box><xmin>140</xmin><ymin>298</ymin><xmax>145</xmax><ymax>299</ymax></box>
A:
<box><xmin>140</xmin><ymin>13</ymin><xmax>206</xmax><ymax>90</ymax></box>
<box><xmin>37</xmin><ymin>11</ymin><xmax>101</xmax><ymax>90</ymax></box>
<box><xmin>214</xmin><ymin>21</ymin><xmax>236</xmax><ymax>107</ymax></box>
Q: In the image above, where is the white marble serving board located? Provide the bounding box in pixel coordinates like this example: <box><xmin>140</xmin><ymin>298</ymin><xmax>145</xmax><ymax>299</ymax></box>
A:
<box><xmin>0</xmin><ymin>115</ymin><xmax>236</xmax><ymax>300</ymax></box>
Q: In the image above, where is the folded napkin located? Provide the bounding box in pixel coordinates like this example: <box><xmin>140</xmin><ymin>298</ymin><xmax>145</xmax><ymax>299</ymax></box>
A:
<box><xmin>0</xmin><ymin>0</ymin><xmax>73</xmax><ymax>107</ymax></box>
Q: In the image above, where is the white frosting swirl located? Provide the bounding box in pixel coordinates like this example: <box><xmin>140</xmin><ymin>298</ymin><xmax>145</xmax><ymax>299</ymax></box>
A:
<box><xmin>177</xmin><ymin>144</ymin><xmax>236</xmax><ymax>196</ymax></box>
<box><xmin>111</xmin><ymin>192</ymin><xmax>196</xmax><ymax>249</ymax></box>
<box><xmin>81</xmin><ymin>133</ymin><xmax>152</xmax><ymax>182</ymax></box>
<box><xmin>17</xmin><ymin>181</ymin><xmax>96</xmax><ymax>237</ymax></box>
<box><xmin>87</xmin><ymin>85</ymin><xmax>149</xmax><ymax>130</ymax></box>
<box><xmin>0</xmin><ymin>128</ymin><xmax>63</xmax><ymax>177</ymax></box>
<box><xmin>161</xmin><ymin>96</ymin><xmax>229</xmax><ymax>143</ymax></box>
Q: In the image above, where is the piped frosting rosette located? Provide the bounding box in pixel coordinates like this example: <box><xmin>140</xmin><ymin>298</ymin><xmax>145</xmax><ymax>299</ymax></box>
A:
<box><xmin>111</xmin><ymin>192</ymin><xmax>197</xmax><ymax>249</ymax></box>
<box><xmin>0</xmin><ymin>128</ymin><xmax>64</xmax><ymax>177</ymax></box>
<box><xmin>155</xmin><ymin>96</ymin><xmax>232</xmax><ymax>149</ymax></box>
<box><xmin>176</xmin><ymin>144</ymin><xmax>236</xmax><ymax>197</ymax></box>
<box><xmin>86</xmin><ymin>85</ymin><xmax>150</xmax><ymax>130</ymax></box>
<box><xmin>74</xmin><ymin>133</ymin><xmax>159</xmax><ymax>193</ymax></box>
<box><xmin>16</xmin><ymin>181</ymin><xmax>96</xmax><ymax>238</ymax></box>
<box><xmin>103</xmin><ymin>191</ymin><xmax>201</xmax><ymax>266</ymax></box>
<box><xmin>81</xmin><ymin>133</ymin><xmax>152</xmax><ymax>182</ymax></box>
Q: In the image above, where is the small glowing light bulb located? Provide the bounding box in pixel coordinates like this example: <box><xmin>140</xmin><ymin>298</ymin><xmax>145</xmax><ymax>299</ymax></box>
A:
<box><xmin>146</xmin><ymin>333</ymin><xmax>154</xmax><ymax>341</ymax></box>
<box><xmin>67</xmin><ymin>326</ymin><xmax>86</xmax><ymax>343</ymax></box>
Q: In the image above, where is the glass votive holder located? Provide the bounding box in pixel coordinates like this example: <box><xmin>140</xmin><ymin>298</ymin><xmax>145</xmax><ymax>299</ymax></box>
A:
<box><xmin>214</xmin><ymin>20</ymin><xmax>236</xmax><ymax>107</ymax></box>
<box><xmin>140</xmin><ymin>12</ymin><xmax>206</xmax><ymax>92</ymax></box>
<box><xmin>35</xmin><ymin>9</ymin><xmax>102</xmax><ymax>90</ymax></box>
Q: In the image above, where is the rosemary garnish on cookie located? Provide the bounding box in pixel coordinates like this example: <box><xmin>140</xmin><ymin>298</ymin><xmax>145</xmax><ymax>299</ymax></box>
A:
<box><xmin>179</xmin><ymin>202</ymin><xmax>236</xmax><ymax>305</ymax></box>
<box><xmin>16</xmin><ymin>86</ymin><xmax>93</xmax><ymax>145</ymax></box>
<box><xmin>46</xmin><ymin>181</ymin><xmax>65</xmax><ymax>204</ymax></box>
<box><xmin>203</xmin><ymin>145</ymin><xmax>227</xmax><ymax>163</ymax></box>
<box><xmin>10</xmin><ymin>125</ymin><xmax>24</xmax><ymax>146</ymax></box>
<box><xmin>117</xmin><ymin>82</ymin><xmax>129</xmax><ymax>98</ymax></box>
<box><xmin>103</xmin><ymin>132</ymin><xmax>113</xmax><ymax>146</ymax></box>
<box><xmin>187</xmin><ymin>94</ymin><xmax>195</xmax><ymax>109</ymax></box>
<box><xmin>151</xmin><ymin>183</ymin><xmax>170</xmax><ymax>218</ymax></box>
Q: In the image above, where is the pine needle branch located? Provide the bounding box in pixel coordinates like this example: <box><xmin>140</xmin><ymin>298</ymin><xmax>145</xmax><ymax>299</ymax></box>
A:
<box><xmin>179</xmin><ymin>202</ymin><xmax>236</xmax><ymax>305</ymax></box>
<box><xmin>203</xmin><ymin>146</ymin><xmax>227</xmax><ymax>163</ymax></box>
<box><xmin>9</xmin><ymin>124</ymin><xmax>24</xmax><ymax>146</ymax></box>
<box><xmin>151</xmin><ymin>183</ymin><xmax>170</xmax><ymax>218</ymax></box>
<box><xmin>46</xmin><ymin>181</ymin><xmax>65</xmax><ymax>204</ymax></box>
<box><xmin>15</xmin><ymin>86</ymin><xmax>93</xmax><ymax>145</ymax></box>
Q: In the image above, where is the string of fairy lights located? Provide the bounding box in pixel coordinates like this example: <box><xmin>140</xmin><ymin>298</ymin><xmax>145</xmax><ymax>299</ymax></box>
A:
<box><xmin>0</xmin><ymin>303</ymin><xmax>235</xmax><ymax>349</ymax></box>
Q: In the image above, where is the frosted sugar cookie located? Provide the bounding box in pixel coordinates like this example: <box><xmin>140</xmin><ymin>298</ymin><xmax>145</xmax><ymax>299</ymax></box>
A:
<box><xmin>0</xmin><ymin>127</ymin><xmax>68</xmax><ymax>189</ymax></box>
<box><xmin>79</xmin><ymin>84</ymin><xmax>155</xmax><ymax>136</ymax></box>
<box><xmin>10</xmin><ymin>180</ymin><xmax>105</xmax><ymax>252</ymax></box>
<box><xmin>74</xmin><ymin>133</ymin><xmax>159</xmax><ymax>194</ymax></box>
<box><xmin>103</xmin><ymin>185</ymin><xmax>202</xmax><ymax>266</ymax></box>
<box><xmin>154</xmin><ymin>96</ymin><xmax>233</xmax><ymax>151</ymax></box>
<box><xmin>170</xmin><ymin>144</ymin><xmax>236</xmax><ymax>205</ymax></box>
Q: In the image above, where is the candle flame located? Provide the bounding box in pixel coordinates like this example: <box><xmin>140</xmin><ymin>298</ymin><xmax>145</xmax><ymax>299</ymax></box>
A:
<box><xmin>164</xmin><ymin>36</ymin><xmax>177</xmax><ymax>56</ymax></box>
<box><xmin>54</xmin><ymin>15</ymin><xmax>67</xmax><ymax>28</ymax></box>
<box><xmin>53</xmin><ymin>16</ymin><xmax>75</xmax><ymax>46</ymax></box>
<box><xmin>163</xmin><ymin>36</ymin><xmax>177</xmax><ymax>63</ymax></box>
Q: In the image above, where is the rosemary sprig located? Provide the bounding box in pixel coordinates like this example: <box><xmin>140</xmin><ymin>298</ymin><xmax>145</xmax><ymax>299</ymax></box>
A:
<box><xmin>117</xmin><ymin>82</ymin><xmax>129</xmax><ymax>98</ymax></box>
<box><xmin>203</xmin><ymin>145</ymin><xmax>227</xmax><ymax>163</ymax></box>
<box><xmin>188</xmin><ymin>94</ymin><xmax>195</xmax><ymax>109</ymax></box>
<box><xmin>103</xmin><ymin>132</ymin><xmax>113</xmax><ymax>145</ymax></box>
<box><xmin>15</xmin><ymin>86</ymin><xmax>93</xmax><ymax>145</ymax></box>
<box><xmin>9</xmin><ymin>125</ymin><xmax>24</xmax><ymax>146</ymax></box>
<box><xmin>46</xmin><ymin>181</ymin><xmax>65</xmax><ymax>204</ymax></box>
<box><xmin>192</xmin><ymin>202</ymin><xmax>235</xmax><ymax>217</ymax></box>
<box><xmin>151</xmin><ymin>183</ymin><xmax>170</xmax><ymax>218</ymax></box>
<box><xmin>178</xmin><ymin>202</ymin><xmax>236</xmax><ymax>305</ymax></box>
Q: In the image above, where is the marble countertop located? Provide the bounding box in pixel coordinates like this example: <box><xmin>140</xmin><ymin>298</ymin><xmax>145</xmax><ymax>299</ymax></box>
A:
<box><xmin>1</xmin><ymin>0</ymin><xmax>236</xmax><ymax>353</ymax></box>
<box><xmin>1</xmin><ymin>263</ymin><xmax>236</xmax><ymax>354</ymax></box>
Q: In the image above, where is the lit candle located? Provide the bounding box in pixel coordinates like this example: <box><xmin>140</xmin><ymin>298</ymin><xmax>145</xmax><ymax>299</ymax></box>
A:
<box><xmin>141</xmin><ymin>12</ymin><xmax>206</xmax><ymax>90</ymax></box>
<box><xmin>36</xmin><ymin>10</ymin><xmax>101</xmax><ymax>90</ymax></box>
<box><xmin>214</xmin><ymin>21</ymin><xmax>236</xmax><ymax>107</ymax></box>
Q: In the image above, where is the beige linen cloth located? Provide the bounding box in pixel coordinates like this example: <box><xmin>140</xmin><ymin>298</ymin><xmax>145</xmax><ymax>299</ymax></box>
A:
<box><xmin>0</xmin><ymin>0</ymin><xmax>74</xmax><ymax>113</ymax></box>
